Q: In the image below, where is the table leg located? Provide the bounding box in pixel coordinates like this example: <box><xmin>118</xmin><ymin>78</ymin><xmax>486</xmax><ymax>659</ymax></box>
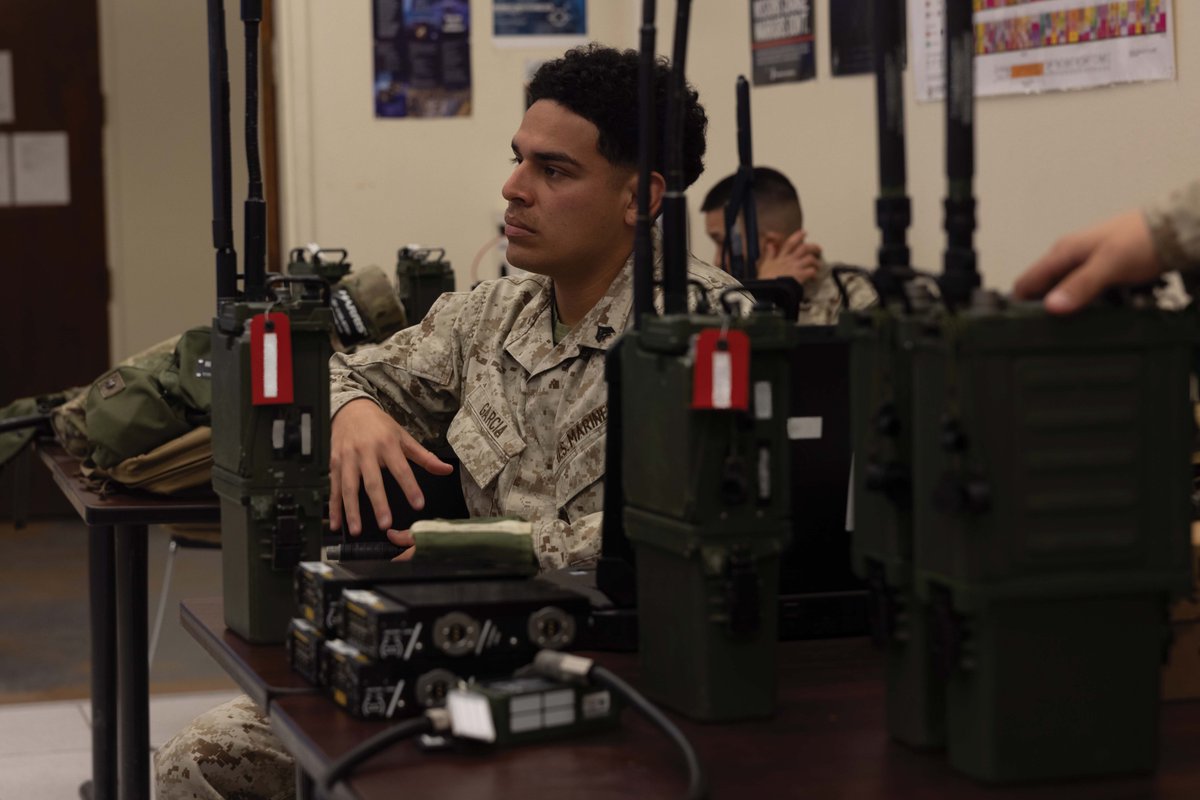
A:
<box><xmin>296</xmin><ymin>764</ymin><xmax>315</xmax><ymax>800</ymax></box>
<box><xmin>115</xmin><ymin>524</ymin><xmax>149</xmax><ymax>800</ymax></box>
<box><xmin>88</xmin><ymin>525</ymin><xmax>117</xmax><ymax>800</ymax></box>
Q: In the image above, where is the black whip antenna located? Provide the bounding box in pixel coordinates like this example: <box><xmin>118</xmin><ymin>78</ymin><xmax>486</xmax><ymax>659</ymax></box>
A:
<box><xmin>241</xmin><ymin>0</ymin><xmax>267</xmax><ymax>299</ymax></box>
<box><xmin>661</xmin><ymin>0</ymin><xmax>693</xmax><ymax>316</ymax></box>
<box><xmin>633</xmin><ymin>0</ymin><xmax>657</xmax><ymax>328</ymax></box>
<box><xmin>872</xmin><ymin>0</ymin><xmax>912</xmax><ymax>302</ymax></box>
<box><xmin>939</xmin><ymin>0</ymin><xmax>979</xmax><ymax>308</ymax></box>
<box><xmin>207</xmin><ymin>0</ymin><xmax>238</xmax><ymax>305</ymax></box>
<box><xmin>722</xmin><ymin>76</ymin><xmax>759</xmax><ymax>282</ymax></box>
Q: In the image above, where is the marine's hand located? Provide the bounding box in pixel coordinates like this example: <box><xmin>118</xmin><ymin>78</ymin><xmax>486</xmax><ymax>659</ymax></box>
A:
<box><xmin>1013</xmin><ymin>209</ymin><xmax>1161</xmax><ymax>314</ymax></box>
<box><xmin>329</xmin><ymin>399</ymin><xmax>453</xmax><ymax>535</ymax></box>
<box><xmin>757</xmin><ymin>229</ymin><xmax>822</xmax><ymax>284</ymax></box>
<box><xmin>387</xmin><ymin>529</ymin><xmax>415</xmax><ymax>562</ymax></box>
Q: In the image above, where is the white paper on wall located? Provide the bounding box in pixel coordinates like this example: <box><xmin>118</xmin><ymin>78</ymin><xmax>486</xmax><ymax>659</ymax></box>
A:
<box><xmin>13</xmin><ymin>131</ymin><xmax>70</xmax><ymax>206</ymax></box>
<box><xmin>0</xmin><ymin>52</ymin><xmax>13</xmax><ymax>124</ymax></box>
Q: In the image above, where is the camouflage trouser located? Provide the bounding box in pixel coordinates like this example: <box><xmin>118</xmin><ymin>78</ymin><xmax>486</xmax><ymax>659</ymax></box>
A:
<box><xmin>154</xmin><ymin>695</ymin><xmax>295</xmax><ymax>800</ymax></box>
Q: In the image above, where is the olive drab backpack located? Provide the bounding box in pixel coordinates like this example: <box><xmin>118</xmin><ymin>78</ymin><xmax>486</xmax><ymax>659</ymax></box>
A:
<box><xmin>0</xmin><ymin>327</ymin><xmax>216</xmax><ymax>497</ymax></box>
<box><xmin>83</xmin><ymin>327</ymin><xmax>212</xmax><ymax>471</ymax></box>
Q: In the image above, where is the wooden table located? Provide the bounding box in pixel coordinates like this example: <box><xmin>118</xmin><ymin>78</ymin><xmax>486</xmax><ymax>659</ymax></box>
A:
<box><xmin>38</xmin><ymin>443</ymin><xmax>220</xmax><ymax>800</ymax></box>
<box><xmin>181</xmin><ymin>596</ymin><xmax>1200</xmax><ymax>799</ymax></box>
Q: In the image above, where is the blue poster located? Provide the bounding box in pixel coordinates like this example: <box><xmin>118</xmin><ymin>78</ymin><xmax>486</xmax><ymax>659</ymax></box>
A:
<box><xmin>373</xmin><ymin>0</ymin><xmax>472</xmax><ymax>118</ymax></box>
<box><xmin>493</xmin><ymin>0</ymin><xmax>586</xmax><ymax>42</ymax></box>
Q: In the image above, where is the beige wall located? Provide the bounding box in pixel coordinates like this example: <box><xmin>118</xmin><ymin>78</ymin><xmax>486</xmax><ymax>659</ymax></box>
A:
<box><xmin>275</xmin><ymin>0</ymin><xmax>1199</xmax><ymax>297</ymax></box>
<box><xmin>675</xmin><ymin>1</ymin><xmax>1200</xmax><ymax>291</ymax></box>
<box><xmin>274</xmin><ymin>0</ymin><xmax>636</xmax><ymax>288</ymax></box>
<box><xmin>100</xmin><ymin>0</ymin><xmax>248</xmax><ymax>359</ymax></box>
<box><xmin>103</xmin><ymin>1</ymin><xmax>1199</xmax><ymax>360</ymax></box>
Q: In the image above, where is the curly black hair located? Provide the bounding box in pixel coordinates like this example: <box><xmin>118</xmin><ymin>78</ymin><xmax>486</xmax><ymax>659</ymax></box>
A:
<box><xmin>527</xmin><ymin>44</ymin><xmax>708</xmax><ymax>189</ymax></box>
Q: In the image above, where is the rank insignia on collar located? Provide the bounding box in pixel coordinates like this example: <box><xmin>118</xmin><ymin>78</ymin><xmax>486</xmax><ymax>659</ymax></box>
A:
<box><xmin>596</xmin><ymin>325</ymin><xmax>615</xmax><ymax>342</ymax></box>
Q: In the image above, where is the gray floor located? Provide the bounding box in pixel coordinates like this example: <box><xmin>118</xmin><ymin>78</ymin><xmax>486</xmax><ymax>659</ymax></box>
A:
<box><xmin>0</xmin><ymin>516</ymin><xmax>240</xmax><ymax>798</ymax></box>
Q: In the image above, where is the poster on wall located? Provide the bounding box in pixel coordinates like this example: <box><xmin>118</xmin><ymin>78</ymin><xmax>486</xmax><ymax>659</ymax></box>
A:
<box><xmin>830</xmin><ymin>0</ymin><xmax>907</xmax><ymax>77</ymax></box>
<box><xmin>373</xmin><ymin>0</ymin><xmax>472</xmax><ymax>118</ymax></box>
<box><xmin>910</xmin><ymin>0</ymin><xmax>1176</xmax><ymax>102</ymax></box>
<box><xmin>749</xmin><ymin>0</ymin><xmax>816</xmax><ymax>86</ymax></box>
<box><xmin>830</xmin><ymin>0</ymin><xmax>873</xmax><ymax>76</ymax></box>
<box><xmin>493</xmin><ymin>0</ymin><xmax>587</xmax><ymax>48</ymax></box>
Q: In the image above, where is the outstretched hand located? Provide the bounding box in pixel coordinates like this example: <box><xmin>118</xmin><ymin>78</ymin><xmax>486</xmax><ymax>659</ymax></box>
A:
<box><xmin>329</xmin><ymin>398</ymin><xmax>454</xmax><ymax>536</ymax></box>
<box><xmin>1013</xmin><ymin>210</ymin><xmax>1162</xmax><ymax>314</ymax></box>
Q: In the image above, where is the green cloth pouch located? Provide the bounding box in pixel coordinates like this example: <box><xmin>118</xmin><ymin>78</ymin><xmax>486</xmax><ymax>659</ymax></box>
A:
<box><xmin>410</xmin><ymin>516</ymin><xmax>538</xmax><ymax>572</ymax></box>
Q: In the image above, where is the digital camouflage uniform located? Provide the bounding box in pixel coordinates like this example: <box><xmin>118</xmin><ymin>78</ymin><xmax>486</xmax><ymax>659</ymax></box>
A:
<box><xmin>155</xmin><ymin>695</ymin><xmax>294</xmax><ymax>800</ymax></box>
<box><xmin>1146</xmin><ymin>179</ymin><xmax>1200</xmax><ymax>272</ymax></box>
<box><xmin>154</xmin><ymin>247</ymin><xmax>741</xmax><ymax>800</ymax></box>
<box><xmin>796</xmin><ymin>259</ymin><xmax>876</xmax><ymax>325</ymax></box>
<box><xmin>328</xmin><ymin>247</ymin><xmax>742</xmax><ymax>571</ymax></box>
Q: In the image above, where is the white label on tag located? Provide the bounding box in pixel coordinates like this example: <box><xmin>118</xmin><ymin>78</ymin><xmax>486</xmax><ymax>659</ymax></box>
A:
<box><xmin>712</xmin><ymin>351</ymin><xmax>732</xmax><ymax>409</ymax></box>
<box><xmin>301</xmin><ymin>413</ymin><xmax>312</xmax><ymax>456</ymax></box>
<box><xmin>754</xmin><ymin>381</ymin><xmax>772</xmax><ymax>420</ymax></box>
<box><xmin>262</xmin><ymin>331</ymin><xmax>279</xmax><ymax>398</ymax></box>
<box><xmin>787</xmin><ymin>416</ymin><xmax>823</xmax><ymax>440</ymax></box>
<box><xmin>272</xmin><ymin>419</ymin><xmax>285</xmax><ymax>451</ymax></box>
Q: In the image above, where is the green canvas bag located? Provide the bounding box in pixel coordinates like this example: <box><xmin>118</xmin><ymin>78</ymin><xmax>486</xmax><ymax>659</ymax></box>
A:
<box><xmin>84</xmin><ymin>326</ymin><xmax>212</xmax><ymax>470</ymax></box>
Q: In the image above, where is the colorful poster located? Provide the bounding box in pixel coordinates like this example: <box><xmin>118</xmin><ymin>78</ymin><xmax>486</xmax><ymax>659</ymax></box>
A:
<box><xmin>373</xmin><ymin>0</ymin><xmax>472</xmax><ymax>118</ymax></box>
<box><xmin>910</xmin><ymin>0</ymin><xmax>1176</xmax><ymax>102</ymax></box>
<box><xmin>493</xmin><ymin>0</ymin><xmax>587</xmax><ymax>48</ymax></box>
<box><xmin>750</xmin><ymin>0</ymin><xmax>817</xmax><ymax>86</ymax></box>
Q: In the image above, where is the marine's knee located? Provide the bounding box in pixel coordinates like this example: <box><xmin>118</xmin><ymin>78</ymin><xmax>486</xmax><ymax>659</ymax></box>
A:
<box><xmin>155</xmin><ymin>695</ymin><xmax>295</xmax><ymax>800</ymax></box>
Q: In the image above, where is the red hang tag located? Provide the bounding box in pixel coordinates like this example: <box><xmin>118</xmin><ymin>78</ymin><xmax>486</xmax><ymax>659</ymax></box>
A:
<box><xmin>691</xmin><ymin>328</ymin><xmax>750</xmax><ymax>411</ymax></box>
<box><xmin>250</xmin><ymin>312</ymin><xmax>294</xmax><ymax>405</ymax></box>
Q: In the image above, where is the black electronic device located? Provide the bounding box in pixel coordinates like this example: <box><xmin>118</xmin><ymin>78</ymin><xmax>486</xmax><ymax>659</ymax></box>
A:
<box><xmin>339</xmin><ymin>579</ymin><xmax>590</xmax><ymax>666</ymax></box>
<box><xmin>335</xmin><ymin>455</ymin><xmax>470</xmax><ymax>560</ymax></box>
<box><xmin>287</xmin><ymin>617</ymin><xmax>327</xmax><ymax>685</ymax></box>
<box><xmin>323</xmin><ymin>638</ymin><xmax>463</xmax><ymax>720</ymax></box>
<box><xmin>295</xmin><ymin>558</ymin><xmax>537</xmax><ymax>635</ymax></box>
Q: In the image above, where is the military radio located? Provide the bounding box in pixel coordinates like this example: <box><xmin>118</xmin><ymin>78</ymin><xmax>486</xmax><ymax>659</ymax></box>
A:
<box><xmin>287</xmin><ymin>246</ymin><xmax>352</xmax><ymax>285</ymax></box>
<box><xmin>206</xmin><ymin>0</ymin><xmax>331</xmax><ymax>643</ymax></box>
<box><xmin>288</xmin><ymin>246</ymin><xmax>409</xmax><ymax>351</ymax></box>
<box><xmin>847</xmin><ymin>1</ymin><xmax>1198</xmax><ymax>782</ymax></box>
<box><xmin>837</xmin><ymin>0</ymin><xmax>944</xmax><ymax>750</ymax></box>
<box><xmin>396</xmin><ymin>245</ymin><xmax>455</xmax><ymax>323</ymax></box>
<box><xmin>614</xmin><ymin>0</ymin><xmax>794</xmax><ymax>721</ymax></box>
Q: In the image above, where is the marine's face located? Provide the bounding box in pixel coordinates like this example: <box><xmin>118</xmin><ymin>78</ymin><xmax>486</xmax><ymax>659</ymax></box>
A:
<box><xmin>501</xmin><ymin>100</ymin><xmax>636</xmax><ymax>280</ymax></box>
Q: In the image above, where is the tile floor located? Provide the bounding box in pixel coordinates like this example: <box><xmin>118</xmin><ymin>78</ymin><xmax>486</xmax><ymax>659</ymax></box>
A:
<box><xmin>0</xmin><ymin>518</ymin><xmax>241</xmax><ymax>799</ymax></box>
<box><xmin>0</xmin><ymin>689</ymin><xmax>240</xmax><ymax>799</ymax></box>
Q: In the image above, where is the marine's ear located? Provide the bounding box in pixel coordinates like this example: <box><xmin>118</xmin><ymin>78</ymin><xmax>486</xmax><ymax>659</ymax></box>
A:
<box><xmin>623</xmin><ymin>171</ymin><xmax>666</xmax><ymax>227</ymax></box>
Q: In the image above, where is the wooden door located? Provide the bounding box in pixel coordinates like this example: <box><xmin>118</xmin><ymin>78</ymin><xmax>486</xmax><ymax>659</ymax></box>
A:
<box><xmin>1</xmin><ymin>0</ymin><xmax>108</xmax><ymax>518</ymax></box>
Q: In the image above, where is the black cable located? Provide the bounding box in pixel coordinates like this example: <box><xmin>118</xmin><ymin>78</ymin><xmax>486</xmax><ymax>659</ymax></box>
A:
<box><xmin>319</xmin><ymin>714</ymin><xmax>435</xmax><ymax>796</ymax></box>
<box><xmin>589</xmin><ymin>664</ymin><xmax>708</xmax><ymax>800</ymax></box>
